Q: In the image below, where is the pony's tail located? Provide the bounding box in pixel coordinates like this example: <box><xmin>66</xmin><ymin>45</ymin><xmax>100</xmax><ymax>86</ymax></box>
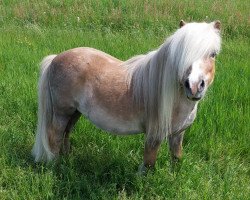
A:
<box><xmin>32</xmin><ymin>55</ymin><xmax>57</xmax><ymax>162</ymax></box>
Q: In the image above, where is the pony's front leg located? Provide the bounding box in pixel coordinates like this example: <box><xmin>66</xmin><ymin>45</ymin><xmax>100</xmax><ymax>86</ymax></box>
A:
<box><xmin>138</xmin><ymin>139</ymin><xmax>162</xmax><ymax>174</ymax></box>
<box><xmin>168</xmin><ymin>131</ymin><xmax>184</xmax><ymax>162</ymax></box>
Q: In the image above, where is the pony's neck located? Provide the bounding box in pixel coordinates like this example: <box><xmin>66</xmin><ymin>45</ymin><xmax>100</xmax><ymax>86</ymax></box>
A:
<box><xmin>127</xmin><ymin>48</ymin><xmax>160</xmax><ymax>106</ymax></box>
<box><xmin>126</xmin><ymin>42</ymin><xmax>178</xmax><ymax>140</ymax></box>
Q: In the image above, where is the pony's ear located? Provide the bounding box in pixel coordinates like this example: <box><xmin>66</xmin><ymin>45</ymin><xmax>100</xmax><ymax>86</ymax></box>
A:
<box><xmin>179</xmin><ymin>20</ymin><xmax>186</xmax><ymax>28</ymax></box>
<box><xmin>213</xmin><ymin>20</ymin><xmax>221</xmax><ymax>31</ymax></box>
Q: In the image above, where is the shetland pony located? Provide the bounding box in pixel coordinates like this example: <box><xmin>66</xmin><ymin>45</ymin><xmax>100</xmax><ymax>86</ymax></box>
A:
<box><xmin>32</xmin><ymin>20</ymin><xmax>221</xmax><ymax>172</ymax></box>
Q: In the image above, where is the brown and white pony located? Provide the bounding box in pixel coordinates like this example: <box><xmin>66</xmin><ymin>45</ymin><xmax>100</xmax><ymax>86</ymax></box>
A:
<box><xmin>32</xmin><ymin>20</ymin><xmax>221</xmax><ymax>172</ymax></box>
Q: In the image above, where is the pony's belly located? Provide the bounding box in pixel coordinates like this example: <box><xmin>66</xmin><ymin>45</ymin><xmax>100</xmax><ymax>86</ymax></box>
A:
<box><xmin>80</xmin><ymin>105</ymin><xmax>143</xmax><ymax>135</ymax></box>
<box><xmin>89</xmin><ymin>113</ymin><xmax>142</xmax><ymax>135</ymax></box>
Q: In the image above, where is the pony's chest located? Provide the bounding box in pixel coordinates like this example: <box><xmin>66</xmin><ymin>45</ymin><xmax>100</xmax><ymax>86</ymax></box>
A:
<box><xmin>172</xmin><ymin>104</ymin><xmax>197</xmax><ymax>134</ymax></box>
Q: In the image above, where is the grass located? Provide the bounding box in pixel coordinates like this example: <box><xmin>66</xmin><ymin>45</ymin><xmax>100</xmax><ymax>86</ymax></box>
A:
<box><xmin>0</xmin><ymin>0</ymin><xmax>249</xmax><ymax>199</ymax></box>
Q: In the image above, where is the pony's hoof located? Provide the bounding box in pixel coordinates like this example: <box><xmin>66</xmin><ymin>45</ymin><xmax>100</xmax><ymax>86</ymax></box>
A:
<box><xmin>137</xmin><ymin>163</ymin><xmax>148</xmax><ymax>176</ymax></box>
<box><xmin>170</xmin><ymin>156</ymin><xmax>183</xmax><ymax>173</ymax></box>
<box><xmin>61</xmin><ymin>141</ymin><xmax>71</xmax><ymax>155</ymax></box>
<box><xmin>171</xmin><ymin>156</ymin><xmax>181</xmax><ymax>164</ymax></box>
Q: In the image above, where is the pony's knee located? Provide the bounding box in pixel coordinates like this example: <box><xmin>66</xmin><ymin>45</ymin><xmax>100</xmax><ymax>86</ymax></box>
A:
<box><xmin>168</xmin><ymin>132</ymin><xmax>184</xmax><ymax>159</ymax></box>
<box><xmin>145</xmin><ymin>136</ymin><xmax>163</xmax><ymax>148</ymax></box>
<box><xmin>143</xmin><ymin>137</ymin><xmax>162</xmax><ymax>168</ymax></box>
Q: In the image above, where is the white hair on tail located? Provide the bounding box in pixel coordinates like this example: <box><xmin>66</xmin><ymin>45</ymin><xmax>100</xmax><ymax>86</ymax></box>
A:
<box><xmin>32</xmin><ymin>54</ymin><xmax>57</xmax><ymax>162</ymax></box>
<box><xmin>124</xmin><ymin>22</ymin><xmax>221</xmax><ymax>143</ymax></box>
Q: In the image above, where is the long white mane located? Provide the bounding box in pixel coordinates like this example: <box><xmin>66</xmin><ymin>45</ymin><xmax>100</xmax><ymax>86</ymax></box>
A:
<box><xmin>125</xmin><ymin>22</ymin><xmax>221</xmax><ymax>142</ymax></box>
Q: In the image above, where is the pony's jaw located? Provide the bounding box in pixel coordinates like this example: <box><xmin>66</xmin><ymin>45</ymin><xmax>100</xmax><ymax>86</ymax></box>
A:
<box><xmin>182</xmin><ymin>58</ymin><xmax>215</xmax><ymax>101</ymax></box>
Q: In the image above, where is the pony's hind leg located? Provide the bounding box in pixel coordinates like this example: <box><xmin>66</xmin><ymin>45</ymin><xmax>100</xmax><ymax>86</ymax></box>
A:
<box><xmin>62</xmin><ymin>111</ymin><xmax>81</xmax><ymax>154</ymax></box>
<box><xmin>48</xmin><ymin>113</ymin><xmax>70</xmax><ymax>157</ymax></box>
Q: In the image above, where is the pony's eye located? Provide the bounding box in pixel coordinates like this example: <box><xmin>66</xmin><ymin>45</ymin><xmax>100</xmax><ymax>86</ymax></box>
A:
<box><xmin>210</xmin><ymin>52</ymin><xmax>217</xmax><ymax>58</ymax></box>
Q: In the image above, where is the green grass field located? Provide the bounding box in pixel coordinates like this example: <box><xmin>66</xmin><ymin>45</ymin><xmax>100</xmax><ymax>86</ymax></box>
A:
<box><xmin>0</xmin><ymin>0</ymin><xmax>249</xmax><ymax>199</ymax></box>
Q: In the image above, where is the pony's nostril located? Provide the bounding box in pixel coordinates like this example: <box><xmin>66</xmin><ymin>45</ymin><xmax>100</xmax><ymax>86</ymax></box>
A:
<box><xmin>184</xmin><ymin>80</ymin><xmax>190</xmax><ymax>89</ymax></box>
<box><xmin>201</xmin><ymin>80</ymin><xmax>205</xmax><ymax>87</ymax></box>
<box><xmin>199</xmin><ymin>80</ymin><xmax>205</xmax><ymax>91</ymax></box>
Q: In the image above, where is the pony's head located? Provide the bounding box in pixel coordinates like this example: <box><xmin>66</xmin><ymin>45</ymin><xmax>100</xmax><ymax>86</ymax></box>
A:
<box><xmin>126</xmin><ymin>20</ymin><xmax>222</xmax><ymax>141</ymax></box>
<box><xmin>168</xmin><ymin>20</ymin><xmax>221</xmax><ymax>101</ymax></box>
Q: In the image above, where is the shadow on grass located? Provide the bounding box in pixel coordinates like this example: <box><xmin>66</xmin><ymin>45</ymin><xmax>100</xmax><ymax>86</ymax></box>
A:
<box><xmin>5</xmin><ymin>133</ymin><xmax>147</xmax><ymax>199</ymax></box>
<box><xmin>5</xmin><ymin>129</ymin><xmax>183</xmax><ymax>199</ymax></box>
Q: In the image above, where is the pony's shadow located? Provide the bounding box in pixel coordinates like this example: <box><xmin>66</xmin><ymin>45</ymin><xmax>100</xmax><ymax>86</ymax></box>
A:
<box><xmin>6</xmin><ymin>129</ymin><xmax>183</xmax><ymax>199</ymax></box>
<box><xmin>7</xmin><ymin>132</ymin><xmax>145</xmax><ymax>198</ymax></box>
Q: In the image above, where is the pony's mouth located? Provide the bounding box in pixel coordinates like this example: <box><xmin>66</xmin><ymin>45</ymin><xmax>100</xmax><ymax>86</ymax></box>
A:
<box><xmin>183</xmin><ymin>83</ymin><xmax>204</xmax><ymax>101</ymax></box>
<box><xmin>187</xmin><ymin>96</ymin><xmax>202</xmax><ymax>101</ymax></box>
<box><xmin>184</xmin><ymin>88</ymin><xmax>203</xmax><ymax>101</ymax></box>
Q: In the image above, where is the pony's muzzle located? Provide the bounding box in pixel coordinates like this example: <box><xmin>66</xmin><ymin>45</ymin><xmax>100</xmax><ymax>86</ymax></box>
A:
<box><xmin>184</xmin><ymin>79</ymin><xmax>205</xmax><ymax>101</ymax></box>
